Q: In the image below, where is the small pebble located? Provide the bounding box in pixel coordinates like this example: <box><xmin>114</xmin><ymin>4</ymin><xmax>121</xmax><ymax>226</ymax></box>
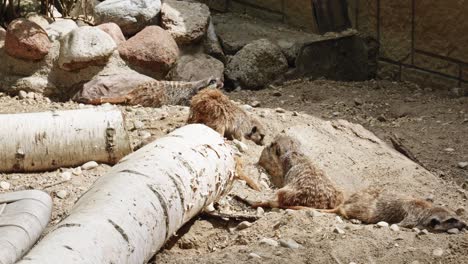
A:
<box><xmin>133</xmin><ymin>120</ymin><xmax>144</xmax><ymax>129</ymax></box>
<box><xmin>279</xmin><ymin>239</ymin><xmax>302</xmax><ymax>249</ymax></box>
<box><xmin>18</xmin><ymin>90</ymin><xmax>28</xmax><ymax>99</ymax></box>
<box><xmin>447</xmin><ymin>228</ymin><xmax>459</xmax><ymax>234</ymax></box>
<box><xmin>307</xmin><ymin>210</ymin><xmax>323</xmax><ymax>218</ymax></box>
<box><xmin>354</xmin><ymin>98</ymin><xmax>363</xmax><ymax>106</ymax></box>
<box><xmin>233</xmin><ymin>139</ymin><xmax>248</xmax><ymax>153</ymax></box>
<box><xmin>138</xmin><ymin>130</ymin><xmax>152</xmax><ymax>139</ymax></box>
<box><xmin>432</xmin><ymin>248</ymin><xmax>443</xmax><ymax>257</ymax></box>
<box><xmin>72</xmin><ymin>167</ymin><xmax>82</xmax><ymax>175</ymax></box>
<box><xmin>390</xmin><ymin>224</ymin><xmax>400</xmax><ymax>232</ymax></box>
<box><xmin>275</xmin><ymin>108</ymin><xmax>285</xmax><ymax>113</ymax></box>
<box><xmin>81</xmin><ymin>161</ymin><xmax>99</xmax><ymax>170</ymax></box>
<box><xmin>256</xmin><ymin>207</ymin><xmax>264</xmax><ymax>216</ymax></box>
<box><xmin>332</xmin><ymin>112</ymin><xmax>340</xmax><ymax>117</ymax></box>
<box><xmin>56</xmin><ymin>190</ymin><xmax>68</xmax><ymax>199</ymax></box>
<box><xmin>204</xmin><ymin>203</ymin><xmax>215</xmax><ymax>213</ymax></box>
<box><xmin>272</xmin><ymin>91</ymin><xmax>282</xmax><ymax>97</ymax></box>
<box><xmin>251</xmin><ymin>101</ymin><xmax>261</xmax><ymax>107</ymax></box>
<box><xmin>335</xmin><ymin>216</ymin><xmax>344</xmax><ymax>223</ymax></box>
<box><xmin>60</xmin><ymin>171</ymin><xmax>72</xmax><ymax>181</ymax></box>
<box><xmin>412</xmin><ymin>227</ymin><xmax>420</xmax><ymax>233</ymax></box>
<box><xmin>236</xmin><ymin>221</ymin><xmax>252</xmax><ymax>230</ymax></box>
<box><xmin>376</xmin><ymin>221</ymin><xmax>389</xmax><ymax>228</ymax></box>
<box><xmin>458</xmin><ymin>162</ymin><xmax>468</xmax><ymax>169</ymax></box>
<box><xmin>292</xmin><ymin>111</ymin><xmax>299</xmax><ymax>116</ymax></box>
<box><xmin>242</xmin><ymin>104</ymin><xmax>253</xmax><ymax>111</ymax></box>
<box><xmin>259</xmin><ymin>237</ymin><xmax>279</xmax><ymax>247</ymax></box>
<box><xmin>334</xmin><ymin>226</ymin><xmax>345</xmax><ymax>234</ymax></box>
<box><xmin>444</xmin><ymin>148</ymin><xmax>455</xmax><ymax>152</ymax></box>
<box><xmin>421</xmin><ymin>229</ymin><xmax>430</xmax><ymax>235</ymax></box>
<box><xmin>248</xmin><ymin>253</ymin><xmax>262</xmax><ymax>259</ymax></box>
<box><xmin>0</xmin><ymin>181</ymin><xmax>11</xmax><ymax>190</ymax></box>
<box><xmin>350</xmin><ymin>219</ymin><xmax>362</xmax><ymax>224</ymax></box>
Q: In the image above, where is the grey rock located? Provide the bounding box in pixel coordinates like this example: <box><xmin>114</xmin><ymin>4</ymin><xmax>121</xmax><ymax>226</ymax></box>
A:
<box><xmin>333</xmin><ymin>226</ymin><xmax>345</xmax><ymax>234</ymax></box>
<box><xmin>432</xmin><ymin>248</ymin><xmax>443</xmax><ymax>257</ymax></box>
<box><xmin>60</xmin><ymin>171</ymin><xmax>72</xmax><ymax>181</ymax></box>
<box><xmin>45</xmin><ymin>19</ymin><xmax>78</xmax><ymax>41</ymax></box>
<box><xmin>81</xmin><ymin>161</ymin><xmax>99</xmax><ymax>170</ymax></box>
<box><xmin>458</xmin><ymin>162</ymin><xmax>468</xmax><ymax>169</ymax></box>
<box><xmin>376</xmin><ymin>221</ymin><xmax>389</xmax><ymax>228</ymax></box>
<box><xmin>236</xmin><ymin>221</ymin><xmax>252</xmax><ymax>230</ymax></box>
<box><xmin>167</xmin><ymin>53</ymin><xmax>224</xmax><ymax>82</ymax></box>
<box><xmin>204</xmin><ymin>20</ymin><xmax>225</xmax><ymax>63</ymax></box>
<box><xmin>259</xmin><ymin>237</ymin><xmax>279</xmax><ymax>247</ymax></box>
<box><xmin>0</xmin><ymin>181</ymin><xmax>11</xmax><ymax>190</ymax></box>
<box><xmin>56</xmin><ymin>190</ymin><xmax>68</xmax><ymax>199</ymax></box>
<box><xmin>161</xmin><ymin>0</ymin><xmax>210</xmax><ymax>45</ymax></box>
<box><xmin>390</xmin><ymin>224</ymin><xmax>400</xmax><ymax>232</ymax></box>
<box><xmin>248</xmin><ymin>253</ymin><xmax>262</xmax><ymax>259</ymax></box>
<box><xmin>279</xmin><ymin>238</ymin><xmax>303</xmax><ymax>249</ymax></box>
<box><xmin>94</xmin><ymin>0</ymin><xmax>161</xmax><ymax>35</ymax></box>
<box><xmin>58</xmin><ymin>26</ymin><xmax>116</xmax><ymax>71</ymax></box>
<box><xmin>225</xmin><ymin>39</ymin><xmax>288</xmax><ymax>89</ymax></box>
<box><xmin>133</xmin><ymin>120</ymin><xmax>145</xmax><ymax>129</ymax></box>
<box><xmin>447</xmin><ymin>228</ymin><xmax>460</xmax><ymax>234</ymax></box>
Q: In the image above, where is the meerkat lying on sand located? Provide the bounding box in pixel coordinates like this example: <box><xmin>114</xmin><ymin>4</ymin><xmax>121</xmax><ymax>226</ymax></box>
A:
<box><xmin>320</xmin><ymin>187</ymin><xmax>466</xmax><ymax>232</ymax></box>
<box><xmin>252</xmin><ymin>134</ymin><xmax>344</xmax><ymax>209</ymax></box>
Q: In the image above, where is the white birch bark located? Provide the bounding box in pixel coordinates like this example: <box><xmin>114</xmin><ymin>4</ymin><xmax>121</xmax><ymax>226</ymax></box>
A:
<box><xmin>0</xmin><ymin>105</ymin><xmax>131</xmax><ymax>172</ymax></box>
<box><xmin>17</xmin><ymin>124</ymin><xmax>236</xmax><ymax>264</ymax></box>
<box><xmin>0</xmin><ymin>190</ymin><xmax>52</xmax><ymax>264</ymax></box>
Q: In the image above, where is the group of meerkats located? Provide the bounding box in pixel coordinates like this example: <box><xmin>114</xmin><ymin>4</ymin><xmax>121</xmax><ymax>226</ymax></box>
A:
<box><xmin>184</xmin><ymin>77</ymin><xmax>466</xmax><ymax>234</ymax></box>
<box><xmin>127</xmin><ymin>76</ymin><xmax>464</xmax><ymax>233</ymax></box>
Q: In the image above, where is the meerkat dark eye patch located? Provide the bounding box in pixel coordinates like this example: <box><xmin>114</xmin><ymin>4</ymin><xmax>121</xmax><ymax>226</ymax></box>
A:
<box><xmin>251</xmin><ymin>126</ymin><xmax>258</xmax><ymax>133</ymax></box>
<box><xmin>209</xmin><ymin>79</ymin><xmax>217</xmax><ymax>85</ymax></box>
<box><xmin>444</xmin><ymin>218</ymin><xmax>459</xmax><ymax>224</ymax></box>
<box><xmin>430</xmin><ymin>218</ymin><xmax>441</xmax><ymax>227</ymax></box>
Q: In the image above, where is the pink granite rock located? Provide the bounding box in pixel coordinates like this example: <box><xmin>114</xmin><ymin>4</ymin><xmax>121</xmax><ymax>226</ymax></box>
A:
<box><xmin>97</xmin><ymin>22</ymin><xmax>126</xmax><ymax>45</ymax></box>
<box><xmin>5</xmin><ymin>18</ymin><xmax>51</xmax><ymax>60</ymax></box>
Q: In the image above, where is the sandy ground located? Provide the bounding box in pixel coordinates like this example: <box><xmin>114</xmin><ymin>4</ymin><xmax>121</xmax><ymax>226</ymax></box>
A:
<box><xmin>0</xmin><ymin>78</ymin><xmax>467</xmax><ymax>263</ymax></box>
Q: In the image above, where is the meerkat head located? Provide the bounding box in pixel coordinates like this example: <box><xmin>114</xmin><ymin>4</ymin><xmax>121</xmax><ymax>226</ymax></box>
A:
<box><xmin>258</xmin><ymin>135</ymin><xmax>300</xmax><ymax>187</ymax></box>
<box><xmin>245</xmin><ymin>118</ymin><xmax>266</xmax><ymax>146</ymax></box>
<box><xmin>205</xmin><ymin>77</ymin><xmax>224</xmax><ymax>89</ymax></box>
<box><xmin>420</xmin><ymin>207</ymin><xmax>466</xmax><ymax>232</ymax></box>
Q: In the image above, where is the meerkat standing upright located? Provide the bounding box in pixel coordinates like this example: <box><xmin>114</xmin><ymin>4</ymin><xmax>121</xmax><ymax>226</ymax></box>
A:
<box><xmin>187</xmin><ymin>88</ymin><xmax>266</xmax><ymax>146</ymax></box>
<box><xmin>319</xmin><ymin>187</ymin><xmax>466</xmax><ymax>232</ymax></box>
<box><xmin>253</xmin><ymin>134</ymin><xmax>344</xmax><ymax>209</ymax></box>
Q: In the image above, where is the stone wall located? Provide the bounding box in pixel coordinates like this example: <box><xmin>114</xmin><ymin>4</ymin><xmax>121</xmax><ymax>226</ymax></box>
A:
<box><xmin>199</xmin><ymin>0</ymin><xmax>319</xmax><ymax>32</ymax></box>
<box><xmin>348</xmin><ymin>0</ymin><xmax>468</xmax><ymax>89</ymax></box>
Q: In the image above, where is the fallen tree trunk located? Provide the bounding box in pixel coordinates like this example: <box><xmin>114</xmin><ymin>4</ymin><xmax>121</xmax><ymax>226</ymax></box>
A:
<box><xmin>17</xmin><ymin>124</ymin><xmax>236</xmax><ymax>264</ymax></box>
<box><xmin>0</xmin><ymin>105</ymin><xmax>131</xmax><ymax>172</ymax></box>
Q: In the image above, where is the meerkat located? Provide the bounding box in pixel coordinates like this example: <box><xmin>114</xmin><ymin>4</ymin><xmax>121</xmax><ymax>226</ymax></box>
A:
<box><xmin>320</xmin><ymin>187</ymin><xmax>467</xmax><ymax>232</ymax></box>
<box><xmin>187</xmin><ymin>88</ymin><xmax>266</xmax><ymax>146</ymax></box>
<box><xmin>74</xmin><ymin>77</ymin><xmax>223</xmax><ymax>107</ymax></box>
<box><xmin>253</xmin><ymin>134</ymin><xmax>344</xmax><ymax>209</ymax></box>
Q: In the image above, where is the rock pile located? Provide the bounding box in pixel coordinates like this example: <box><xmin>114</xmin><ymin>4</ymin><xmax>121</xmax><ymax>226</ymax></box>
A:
<box><xmin>0</xmin><ymin>0</ymin><xmax>369</xmax><ymax>97</ymax></box>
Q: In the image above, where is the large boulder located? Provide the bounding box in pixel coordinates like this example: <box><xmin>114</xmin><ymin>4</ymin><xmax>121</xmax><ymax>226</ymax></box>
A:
<box><xmin>225</xmin><ymin>39</ymin><xmax>288</xmax><ymax>89</ymax></box>
<box><xmin>72</xmin><ymin>71</ymin><xmax>154</xmax><ymax>103</ymax></box>
<box><xmin>4</xmin><ymin>18</ymin><xmax>51</xmax><ymax>60</ymax></box>
<box><xmin>167</xmin><ymin>53</ymin><xmax>224</xmax><ymax>82</ymax></box>
<box><xmin>45</xmin><ymin>19</ymin><xmax>78</xmax><ymax>41</ymax></box>
<box><xmin>161</xmin><ymin>0</ymin><xmax>210</xmax><ymax>45</ymax></box>
<box><xmin>26</xmin><ymin>14</ymin><xmax>51</xmax><ymax>30</ymax></box>
<box><xmin>97</xmin><ymin>22</ymin><xmax>126</xmax><ymax>45</ymax></box>
<box><xmin>94</xmin><ymin>0</ymin><xmax>161</xmax><ymax>35</ymax></box>
<box><xmin>118</xmin><ymin>26</ymin><xmax>179</xmax><ymax>79</ymax></box>
<box><xmin>58</xmin><ymin>26</ymin><xmax>117</xmax><ymax>71</ymax></box>
<box><xmin>203</xmin><ymin>20</ymin><xmax>225</xmax><ymax>63</ymax></box>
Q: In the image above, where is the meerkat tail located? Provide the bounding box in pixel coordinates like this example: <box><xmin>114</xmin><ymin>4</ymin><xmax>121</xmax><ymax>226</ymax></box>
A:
<box><xmin>235</xmin><ymin>157</ymin><xmax>261</xmax><ymax>191</ymax></box>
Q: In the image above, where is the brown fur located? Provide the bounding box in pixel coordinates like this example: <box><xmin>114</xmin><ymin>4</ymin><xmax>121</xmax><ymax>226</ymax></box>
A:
<box><xmin>188</xmin><ymin>88</ymin><xmax>266</xmax><ymax>145</ymax></box>
<box><xmin>255</xmin><ymin>134</ymin><xmax>344</xmax><ymax>209</ymax></box>
<box><xmin>94</xmin><ymin>77</ymin><xmax>223</xmax><ymax>107</ymax></box>
<box><xmin>320</xmin><ymin>187</ymin><xmax>467</xmax><ymax>232</ymax></box>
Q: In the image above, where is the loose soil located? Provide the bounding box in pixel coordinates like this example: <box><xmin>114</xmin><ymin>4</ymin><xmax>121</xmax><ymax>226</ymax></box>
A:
<box><xmin>0</xmin><ymin>78</ymin><xmax>466</xmax><ymax>264</ymax></box>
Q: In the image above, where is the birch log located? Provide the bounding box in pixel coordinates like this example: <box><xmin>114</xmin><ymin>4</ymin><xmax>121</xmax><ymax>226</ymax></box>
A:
<box><xmin>0</xmin><ymin>190</ymin><xmax>52</xmax><ymax>264</ymax></box>
<box><xmin>17</xmin><ymin>124</ymin><xmax>237</xmax><ymax>264</ymax></box>
<box><xmin>0</xmin><ymin>105</ymin><xmax>131</xmax><ymax>172</ymax></box>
